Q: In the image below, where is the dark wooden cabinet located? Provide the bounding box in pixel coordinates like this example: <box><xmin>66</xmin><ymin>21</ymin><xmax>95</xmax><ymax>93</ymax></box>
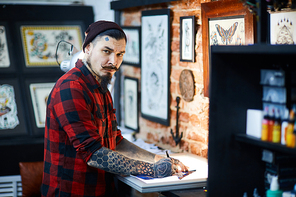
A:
<box><xmin>208</xmin><ymin>44</ymin><xmax>296</xmax><ymax>196</ymax></box>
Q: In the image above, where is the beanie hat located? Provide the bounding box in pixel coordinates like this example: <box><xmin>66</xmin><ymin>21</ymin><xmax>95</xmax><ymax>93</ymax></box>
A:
<box><xmin>82</xmin><ymin>20</ymin><xmax>126</xmax><ymax>52</ymax></box>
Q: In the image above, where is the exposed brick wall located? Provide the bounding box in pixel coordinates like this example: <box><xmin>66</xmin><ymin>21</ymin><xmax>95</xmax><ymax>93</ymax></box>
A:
<box><xmin>120</xmin><ymin>0</ymin><xmax>210</xmax><ymax>158</ymax></box>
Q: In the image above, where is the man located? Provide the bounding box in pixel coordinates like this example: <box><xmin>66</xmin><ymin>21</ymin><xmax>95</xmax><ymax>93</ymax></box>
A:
<box><xmin>41</xmin><ymin>20</ymin><xmax>187</xmax><ymax>197</ymax></box>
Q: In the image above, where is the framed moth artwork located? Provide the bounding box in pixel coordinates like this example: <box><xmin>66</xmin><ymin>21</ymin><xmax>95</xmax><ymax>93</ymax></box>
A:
<box><xmin>141</xmin><ymin>9</ymin><xmax>171</xmax><ymax>126</ymax></box>
<box><xmin>180</xmin><ymin>16</ymin><xmax>195</xmax><ymax>62</ymax></box>
<box><xmin>20</xmin><ymin>25</ymin><xmax>83</xmax><ymax>67</ymax></box>
<box><xmin>124</xmin><ymin>77</ymin><xmax>139</xmax><ymax>132</ymax></box>
<box><xmin>122</xmin><ymin>26</ymin><xmax>141</xmax><ymax>67</ymax></box>
<box><xmin>270</xmin><ymin>11</ymin><xmax>296</xmax><ymax>45</ymax></box>
<box><xmin>201</xmin><ymin>0</ymin><xmax>255</xmax><ymax>97</ymax></box>
<box><xmin>0</xmin><ymin>78</ymin><xmax>27</xmax><ymax>137</ymax></box>
<box><xmin>25</xmin><ymin>78</ymin><xmax>56</xmax><ymax>135</ymax></box>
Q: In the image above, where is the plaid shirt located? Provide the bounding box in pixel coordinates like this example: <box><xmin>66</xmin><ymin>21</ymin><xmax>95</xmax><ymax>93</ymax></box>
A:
<box><xmin>41</xmin><ymin>60</ymin><xmax>123</xmax><ymax>197</ymax></box>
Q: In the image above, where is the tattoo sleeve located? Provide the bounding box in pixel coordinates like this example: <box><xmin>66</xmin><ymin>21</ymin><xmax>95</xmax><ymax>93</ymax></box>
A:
<box><xmin>87</xmin><ymin>147</ymin><xmax>174</xmax><ymax>178</ymax></box>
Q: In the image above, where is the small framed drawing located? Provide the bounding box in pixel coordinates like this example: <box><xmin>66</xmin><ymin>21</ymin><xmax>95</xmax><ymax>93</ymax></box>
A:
<box><xmin>20</xmin><ymin>25</ymin><xmax>83</xmax><ymax>67</ymax></box>
<box><xmin>124</xmin><ymin>77</ymin><xmax>139</xmax><ymax>132</ymax></box>
<box><xmin>122</xmin><ymin>26</ymin><xmax>141</xmax><ymax>67</ymax></box>
<box><xmin>201</xmin><ymin>0</ymin><xmax>255</xmax><ymax>97</ymax></box>
<box><xmin>180</xmin><ymin>16</ymin><xmax>195</xmax><ymax>62</ymax></box>
<box><xmin>0</xmin><ymin>22</ymin><xmax>16</xmax><ymax>73</ymax></box>
<box><xmin>141</xmin><ymin>9</ymin><xmax>171</xmax><ymax>126</ymax></box>
<box><xmin>25</xmin><ymin>78</ymin><xmax>57</xmax><ymax>135</ymax></box>
<box><xmin>0</xmin><ymin>78</ymin><xmax>28</xmax><ymax>137</ymax></box>
<box><xmin>0</xmin><ymin>24</ymin><xmax>10</xmax><ymax>68</ymax></box>
<box><xmin>270</xmin><ymin>11</ymin><xmax>296</xmax><ymax>45</ymax></box>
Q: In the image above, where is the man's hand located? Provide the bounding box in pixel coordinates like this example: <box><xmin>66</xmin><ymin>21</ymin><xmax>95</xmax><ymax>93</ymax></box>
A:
<box><xmin>170</xmin><ymin>157</ymin><xmax>189</xmax><ymax>173</ymax></box>
<box><xmin>153</xmin><ymin>158</ymin><xmax>174</xmax><ymax>178</ymax></box>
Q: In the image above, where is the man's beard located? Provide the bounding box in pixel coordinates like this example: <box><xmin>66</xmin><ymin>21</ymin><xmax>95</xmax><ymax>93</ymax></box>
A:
<box><xmin>86</xmin><ymin>59</ymin><xmax>112</xmax><ymax>90</ymax></box>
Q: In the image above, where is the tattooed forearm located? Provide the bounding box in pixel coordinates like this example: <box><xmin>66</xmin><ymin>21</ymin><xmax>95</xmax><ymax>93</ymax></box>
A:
<box><xmin>87</xmin><ymin>147</ymin><xmax>174</xmax><ymax>178</ymax></box>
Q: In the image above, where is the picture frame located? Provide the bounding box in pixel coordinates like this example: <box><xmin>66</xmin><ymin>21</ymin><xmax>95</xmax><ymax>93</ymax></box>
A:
<box><xmin>270</xmin><ymin>11</ymin><xmax>296</xmax><ymax>45</ymax></box>
<box><xmin>141</xmin><ymin>9</ymin><xmax>171</xmax><ymax>126</ymax></box>
<box><xmin>25</xmin><ymin>78</ymin><xmax>58</xmax><ymax>135</ymax></box>
<box><xmin>201</xmin><ymin>0</ymin><xmax>255</xmax><ymax>97</ymax></box>
<box><xmin>124</xmin><ymin>77</ymin><xmax>139</xmax><ymax>132</ymax></box>
<box><xmin>20</xmin><ymin>25</ymin><xmax>83</xmax><ymax>67</ymax></box>
<box><xmin>122</xmin><ymin>26</ymin><xmax>141</xmax><ymax>67</ymax></box>
<box><xmin>0</xmin><ymin>78</ymin><xmax>28</xmax><ymax>137</ymax></box>
<box><xmin>0</xmin><ymin>22</ymin><xmax>16</xmax><ymax>73</ymax></box>
<box><xmin>180</xmin><ymin>16</ymin><xmax>195</xmax><ymax>62</ymax></box>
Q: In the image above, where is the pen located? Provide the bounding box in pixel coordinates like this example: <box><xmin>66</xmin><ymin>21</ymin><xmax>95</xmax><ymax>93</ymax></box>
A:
<box><xmin>166</xmin><ymin>150</ymin><xmax>170</xmax><ymax>158</ymax></box>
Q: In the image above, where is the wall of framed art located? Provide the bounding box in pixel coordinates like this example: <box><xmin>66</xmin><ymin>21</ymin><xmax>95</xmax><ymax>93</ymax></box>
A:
<box><xmin>0</xmin><ymin>4</ymin><xmax>94</xmax><ymax>176</ymax></box>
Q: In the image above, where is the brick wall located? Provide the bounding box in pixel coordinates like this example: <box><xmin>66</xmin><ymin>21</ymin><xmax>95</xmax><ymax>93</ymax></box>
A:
<box><xmin>120</xmin><ymin>0</ymin><xmax>210</xmax><ymax>158</ymax></box>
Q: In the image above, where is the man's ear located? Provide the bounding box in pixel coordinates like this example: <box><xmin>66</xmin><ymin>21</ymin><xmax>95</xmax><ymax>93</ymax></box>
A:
<box><xmin>85</xmin><ymin>43</ymin><xmax>92</xmax><ymax>54</ymax></box>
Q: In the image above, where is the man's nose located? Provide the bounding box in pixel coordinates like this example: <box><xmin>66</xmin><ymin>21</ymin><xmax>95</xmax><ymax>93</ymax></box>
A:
<box><xmin>109</xmin><ymin>54</ymin><xmax>118</xmax><ymax>67</ymax></box>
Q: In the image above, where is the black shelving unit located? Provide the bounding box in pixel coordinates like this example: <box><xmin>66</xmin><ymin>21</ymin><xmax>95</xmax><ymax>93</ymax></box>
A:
<box><xmin>208</xmin><ymin>44</ymin><xmax>296</xmax><ymax>196</ymax></box>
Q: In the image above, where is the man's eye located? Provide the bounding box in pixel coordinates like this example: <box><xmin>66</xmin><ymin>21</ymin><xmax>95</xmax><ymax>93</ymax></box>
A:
<box><xmin>103</xmin><ymin>50</ymin><xmax>110</xmax><ymax>54</ymax></box>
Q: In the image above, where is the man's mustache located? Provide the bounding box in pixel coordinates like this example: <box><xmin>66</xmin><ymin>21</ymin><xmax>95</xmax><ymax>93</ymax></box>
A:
<box><xmin>101</xmin><ymin>64</ymin><xmax>119</xmax><ymax>71</ymax></box>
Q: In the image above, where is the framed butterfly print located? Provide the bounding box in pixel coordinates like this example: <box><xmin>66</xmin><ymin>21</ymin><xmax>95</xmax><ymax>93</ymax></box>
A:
<box><xmin>201</xmin><ymin>0</ymin><xmax>255</xmax><ymax>97</ymax></box>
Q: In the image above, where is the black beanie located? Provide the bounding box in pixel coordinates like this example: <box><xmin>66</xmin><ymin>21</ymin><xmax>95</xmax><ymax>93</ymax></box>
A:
<box><xmin>82</xmin><ymin>20</ymin><xmax>126</xmax><ymax>52</ymax></box>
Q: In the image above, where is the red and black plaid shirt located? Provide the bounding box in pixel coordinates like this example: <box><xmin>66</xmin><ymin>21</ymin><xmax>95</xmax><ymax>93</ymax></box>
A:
<box><xmin>41</xmin><ymin>60</ymin><xmax>123</xmax><ymax>197</ymax></box>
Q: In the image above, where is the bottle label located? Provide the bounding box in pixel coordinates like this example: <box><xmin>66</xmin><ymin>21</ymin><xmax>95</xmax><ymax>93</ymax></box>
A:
<box><xmin>272</xmin><ymin>125</ymin><xmax>281</xmax><ymax>143</ymax></box>
<box><xmin>261</xmin><ymin>124</ymin><xmax>268</xmax><ymax>141</ymax></box>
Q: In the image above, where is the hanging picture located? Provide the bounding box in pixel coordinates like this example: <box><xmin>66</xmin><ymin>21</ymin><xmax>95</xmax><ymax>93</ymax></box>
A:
<box><xmin>122</xmin><ymin>26</ymin><xmax>141</xmax><ymax>67</ymax></box>
<box><xmin>20</xmin><ymin>25</ymin><xmax>83</xmax><ymax>67</ymax></box>
<box><xmin>0</xmin><ymin>25</ymin><xmax>10</xmax><ymax>68</ymax></box>
<box><xmin>180</xmin><ymin>16</ymin><xmax>195</xmax><ymax>62</ymax></box>
<box><xmin>124</xmin><ymin>77</ymin><xmax>139</xmax><ymax>132</ymax></box>
<box><xmin>201</xmin><ymin>0</ymin><xmax>255</xmax><ymax>97</ymax></box>
<box><xmin>0</xmin><ymin>79</ymin><xmax>27</xmax><ymax>136</ymax></box>
<box><xmin>209</xmin><ymin>17</ymin><xmax>245</xmax><ymax>45</ymax></box>
<box><xmin>141</xmin><ymin>9</ymin><xmax>170</xmax><ymax>126</ymax></box>
<box><xmin>270</xmin><ymin>11</ymin><xmax>296</xmax><ymax>45</ymax></box>
<box><xmin>29</xmin><ymin>82</ymin><xmax>55</xmax><ymax>128</ymax></box>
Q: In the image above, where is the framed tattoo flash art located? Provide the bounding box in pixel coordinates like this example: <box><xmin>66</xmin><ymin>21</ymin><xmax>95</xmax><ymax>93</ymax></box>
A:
<box><xmin>0</xmin><ymin>25</ymin><xmax>10</xmax><ymax>68</ymax></box>
<box><xmin>124</xmin><ymin>77</ymin><xmax>139</xmax><ymax>132</ymax></box>
<box><xmin>141</xmin><ymin>9</ymin><xmax>170</xmax><ymax>126</ymax></box>
<box><xmin>122</xmin><ymin>26</ymin><xmax>141</xmax><ymax>67</ymax></box>
<box><xmin>270</xmin><ymin>11</ymin><xmax>296</xmax><ymax>45</ymax></box>
<box><xmin>20</xmin><ymin>25</ymin><xmax>83</xmax><ymax>67</ymax></box>
<box><xmin>0</xmin><ymin>78</ymin><xmax>27</xmax><ymax>137</ymax></box>
<box><xmin>180</xmin><ymin>16</ymin><xmax>195</xmax><ymax>62</ymax></box>
<box><xmin>201</xmin><ymin>0</ymin><xmax>255</xmax><ymax>97</ymax></box>
<box><xmin>25</xmin><ymin>78</ymin><xmax>56</xmax><ymax>135</ymax></box>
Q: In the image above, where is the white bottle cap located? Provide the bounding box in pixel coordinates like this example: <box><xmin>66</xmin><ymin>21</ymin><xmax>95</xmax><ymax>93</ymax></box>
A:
<box><xmin>270</xmin><ymin>176</ymin><xmax>279</xmax><ymax>191</ymax></box>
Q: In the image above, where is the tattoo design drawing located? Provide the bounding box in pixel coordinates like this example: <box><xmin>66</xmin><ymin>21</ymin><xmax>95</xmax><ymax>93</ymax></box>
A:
<box><xmin>0</xmin><ymin>84</ymin><xmax>19</xmax><ymax>129</ymax></box>
<box><xmin>270</xmin><ymin>12</ymin><xmax>296</xmax><ymax>45</ymax></box>
<box><xmin>141</xmin><ymin>12</ymin><xmax>169</xmax><ymax>122</ymax></box>
<box><xmin>209</xmin><ymin>17</ymin><xmax>245</xmax><ymax>46</ymax></box>
<box><xmin>0</xmin><ymin>26</ymin><xmax>10</xmax><ymax>68</ymax></box>
<box><xmin>276</xmin><ymin>18</ymin><xmax>294</xmax><ymax>44</ymax></box>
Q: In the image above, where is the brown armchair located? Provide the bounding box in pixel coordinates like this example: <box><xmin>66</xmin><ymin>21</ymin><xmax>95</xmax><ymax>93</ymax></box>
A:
<box><xmin>19</xmin><ymin>161</ymin><xmax>44</xmax><ymax>197</ymax></box>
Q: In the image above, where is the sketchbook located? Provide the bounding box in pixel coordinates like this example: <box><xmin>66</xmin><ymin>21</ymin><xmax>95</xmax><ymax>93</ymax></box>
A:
<box><xmin>116</xmin><ymin>153</ymin><xmax>208</xmax><ymax>193</ymax></box>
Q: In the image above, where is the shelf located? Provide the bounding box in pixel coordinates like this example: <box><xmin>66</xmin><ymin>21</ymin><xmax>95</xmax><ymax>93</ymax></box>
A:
<box><xmin>235</xmin><ymin>133</ymin><xmax>296</xmax><ymax>155</ymax></box>
<box><xmin>110</xmin><ymin>0</ymin><xmax>178</xmax><ymax>10</ymax></box>
<box><xmin>211</xmin><ymin>44</ymin><xmax>296</xmax><ymax>55</ymax></box>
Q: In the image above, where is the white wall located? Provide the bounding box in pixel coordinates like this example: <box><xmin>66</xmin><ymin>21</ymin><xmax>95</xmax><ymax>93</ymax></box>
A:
<box><xmin>0</xmin><ymin>0</ymin><xmax>114</xmax><ymax>22</ymax></box>
<box><xmin>83</xmin><ymin>0</ymin><xmax>114</xmax><ymax>22</ymax></box>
